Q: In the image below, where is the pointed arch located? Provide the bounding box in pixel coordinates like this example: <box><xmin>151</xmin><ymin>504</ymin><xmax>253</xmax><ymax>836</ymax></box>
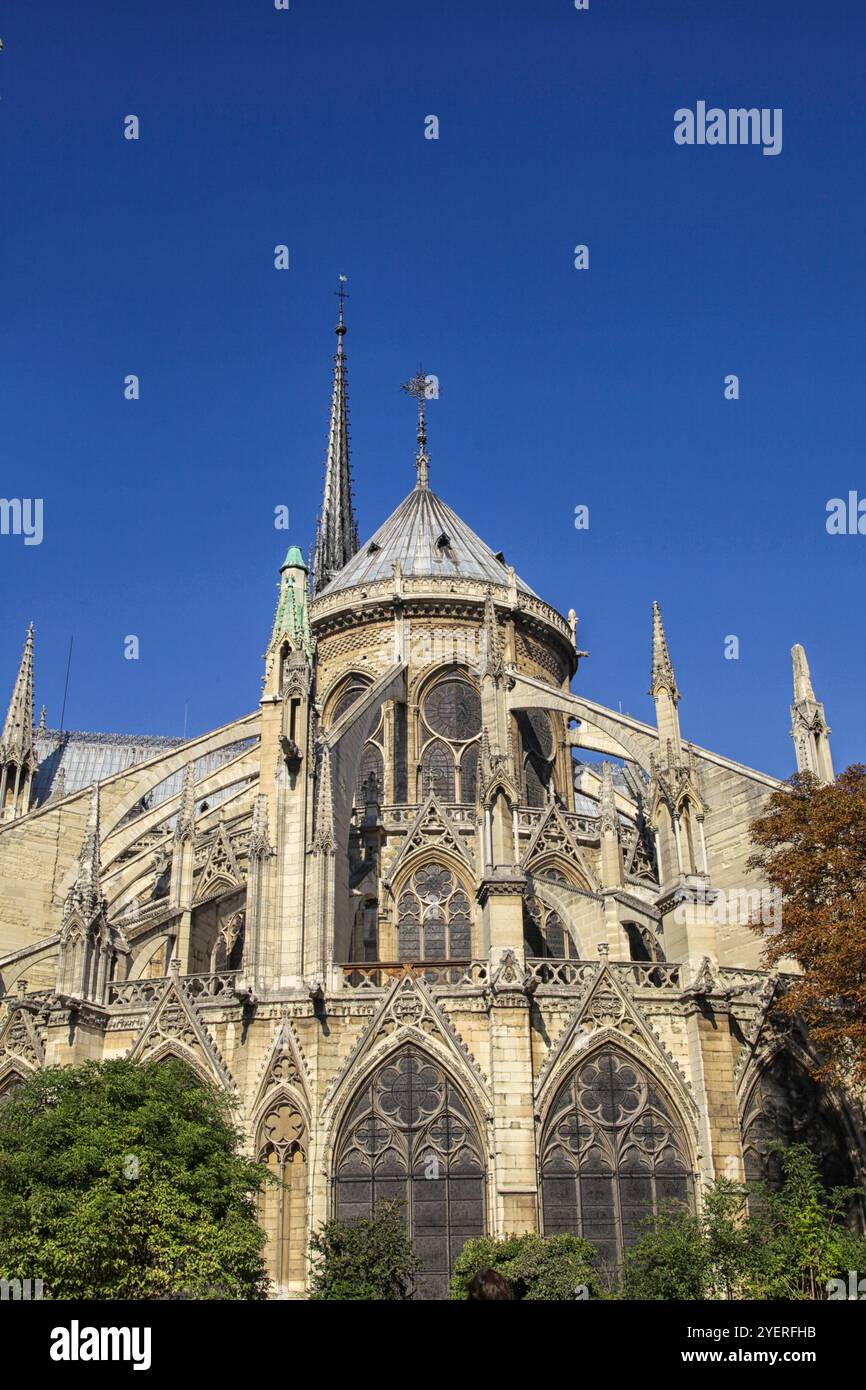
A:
<box><xmin>539</xmin><ymin>1041</ymin><xmax>696</xmax><ymax>1272</ymax></box>
<box><xmin>738</xmin><ymin>1046</ymin><xmax>862</xmax><ymax>1197</ymax></box>
<box><xmin>256</xmin><ymin>1091</ymin><xmax>308</xmax><ymax>1292</ymax></box>
<box><xmin>394</xmin><ymin>859</ymin><xmax>474</xmax><ymax>962</ymax></box>
<box><xmin>332</xmin><ymin>1042</ymin><xmax>487</xmax><ymax>1299</ymax></box>
<box><xmin>0</xmin><ymin>1062</ymin><xmax>32</xmax><ymax>1101</ymax></box>
<box><xmin>323</xmin><ymin>671</ymin><xmax>374</xmax><ymax>730</ymax></box>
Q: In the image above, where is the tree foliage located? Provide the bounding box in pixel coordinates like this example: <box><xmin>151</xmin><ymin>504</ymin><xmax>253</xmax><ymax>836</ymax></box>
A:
<box><xmin>450</xmin><ymin>1232</ymin><xmax>602</xmax><ymax>1301</ymax></box>
<box><xmin>620</xmin><ymin>1145</ymin><xmax>866</xmax><ymax>1301</ymax></box>
<box><xmin>308</xmin><ymin>1201</ymin><xmax>422</xmax><ymax>1300</ymax></box>
<box><xmin>0</xmin><ymin>1059</ymin><xmax>269</xmax><ymax>1299</ymax></box>
<box><xmin>748</xmin><ymin>765</ymin><xmax>866</xmax><ymax>1087</ymax></box>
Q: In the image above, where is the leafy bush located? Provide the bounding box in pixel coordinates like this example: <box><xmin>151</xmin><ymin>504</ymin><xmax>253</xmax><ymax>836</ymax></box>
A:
<box><xmin>309</xmin><ymin>1201</ymin><xmax>421</xmax><ymax>1300</ymax></box>
<box><xmin>450</xmin><ymin>1232</ymin><xmax>601</xmax><ymax>1300</ymax></box>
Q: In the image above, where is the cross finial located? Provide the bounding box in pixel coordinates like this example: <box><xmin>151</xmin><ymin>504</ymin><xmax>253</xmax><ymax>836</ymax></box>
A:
<box><xmin>401</xmin><ymin>366</ymin><xmax>431</xmax><ymax>488</ymax></box>
<box><xmin>334</xmin><ymin>275</ymin><xmax>349</xmax><ymax>341</ymax></box>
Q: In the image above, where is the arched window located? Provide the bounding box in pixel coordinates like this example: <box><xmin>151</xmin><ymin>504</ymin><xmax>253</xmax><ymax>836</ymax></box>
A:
<box><xmin>334</xmin><ymin>1045</ymin><xmax>486</xmax><ymax>1299</ymax></box>
<box><xmin>397</xmin><ymin>863</ymin><xmax>472</xmax><ymax>962</ymax></box>
<box><xmin>257</xmin><ymin>1100</ymin><xmax>307</xmax><ymax>1290</ymax></box>
<box><xmin>517</xmin><ymin>710</ymin><xmax>555</xmax><ymax>807</ymax></box>
<box><xmin>0</xmin><ymin>1072</ymin><xmax>25</xmax><ymax>1105</ymax></box>
<box><xmin>418</xmin><ymin>675</ymin><xmax>481</xmax><ymax>804</ymax></box>
<box><xmin>741</xmin><ymin>1052</ymin><xmax>857</xmax><ymax>1194</ymax></box>
<box><xmin>541</xmin><ymin>1046</ymin><xmax>694</xmax><ymax>1271</ymax></box>
<box><xmin>357</xmin><ymin>742</ymin><xmax>384</xmax><ymax>805</ymax></box>
<box><xmin>329</xmin><ymin>676</ymin><xmax>371</xmax><ymax>726</ymax></box>
<box><xmin>212</xmin><ymin>912</ymin><xmax>245</xmax><ymax>972</ymax></box>
<box><xmin>623</xmin><ymin>922</ymin><xmax>659</xmax><ymax>964</ymax></box>
<box><xmin>420</xmin><ymin>740</ymin><xmax>455</xmax><ymax>802</ymax></box>
<box><xmin>460</xmin><ymin>744</ymin><xmax>479</xmax><ymax>804</ymax></box>
<box><xmin>523</xmin><ymin>893</ymin><xmax>575</xmax><ymax>959</ymax></box>
<box><xmin>350</xmin><ymin>897</ymin><xmax>379</xmax><ymax>963</ymax></box>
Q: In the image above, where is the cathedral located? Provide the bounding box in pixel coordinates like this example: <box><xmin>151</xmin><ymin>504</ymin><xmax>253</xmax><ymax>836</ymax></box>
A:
<box><xmin>0</xmin><ymin>297</ymin><xmax>862</xmax><ymax>1299</ymax></box>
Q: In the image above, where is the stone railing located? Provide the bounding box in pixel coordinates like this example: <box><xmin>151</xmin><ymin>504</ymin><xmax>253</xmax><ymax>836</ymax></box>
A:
<box><xmin>107</xmin><ymin>971</ymin><xmax>238</xmax><ymax>1009</ymax></box>
<box><xmin>611</xmin><ymin>960</ymin><xmax>681</xmax><ymax>990</ymax></box>
<box><xmin>525</xmin><ymin>958</ymin><xmax>599</xmax><ymax>987</ymax></box>
<box><xmin>525</xmin><ymin>958</ymin><xmax>681</xmax><ymax>990</ymax></box>
<box><xmin>342</xmin><ymin>960</ymin><xmax>488</xmax><ymax>991</ymax></box>
<box><xmin>515</xmin><ymin>808</ymin><xmax>600</xmax><ymax>838</ymax></box>
<box><xmin>378</xmin><ymin>804</ymin><xmax>477</xmax><ymax>830</ymax></box>
<box><xmin>107</xmin><ymin>977</ymin><xmax>170</xmax><ymax>1009</ymax></box>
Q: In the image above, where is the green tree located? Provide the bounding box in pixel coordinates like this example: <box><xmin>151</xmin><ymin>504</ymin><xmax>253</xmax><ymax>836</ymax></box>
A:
<box><xmin>619</xmin><ymin>1145</ymin><xmax>866</xmax><ymax>1301</ymax></box>
<box><xmin>0</xmin><ymin>1059</ymin><xmax>269</xmax><ymax>1299</ymax></box>
<box><xmin>450</xmin><ymin>1232</ymin><xmax>602</xmax><ymax>1301</ymax></box>
<box><xmin>743</xmin><ymin>1144</ymin><xmax>866</xmax><ymax>1300</ymax></box>
<box><xmin>308</xmin><ymin>1201</ymin><xmax>422</xmax><ymax>1300</ymax></box>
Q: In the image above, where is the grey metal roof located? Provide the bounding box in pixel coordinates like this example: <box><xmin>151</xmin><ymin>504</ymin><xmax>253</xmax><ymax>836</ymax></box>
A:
<box><xmin>316</xmin><ymin>484</ymin><xmax>538</xmax><ymax>598</ymax></box>
<box><xmin>33</xmin><ymin>729</ymin><xmax>253</xmax><ymax>809</ymax></box>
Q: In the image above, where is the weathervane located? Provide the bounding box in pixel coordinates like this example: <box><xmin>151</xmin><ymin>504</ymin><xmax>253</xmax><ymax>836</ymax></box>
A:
<box><xmin>401</xmin><ymin>366</ymin><xmax>432</xmax><ymax>488</ymax></box>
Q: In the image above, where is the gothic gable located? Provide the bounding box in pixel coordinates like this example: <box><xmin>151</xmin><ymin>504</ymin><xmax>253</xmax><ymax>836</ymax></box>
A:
<box><xmin>127</xmin><ymin>976</ymin><xmax>235</xmax><ymax>1091</ymax></box>
<box><xmin>523</xmin><ymin>803</ymin><xmax>600</xmax><ymax>892</ymax></box>
<box><xmin>193</xmin><ymin>818</ymin><xmax>244</xmax><ymax>904</ymax></box>
<box><xmin>0</xmin><ymin>1004</ymin><xmax>44</xmax><ymax>1076</ymax></box>
<box><xmin>535</xmin><ymin>961</ymin><xmax>696</xmax><ymax>1124</ymax></box>
<box><xmin>383</xmin><ymin>793</ymin><xmax>474</xmax><ymax>890</ymax></box>
<box><xmin>321</xmin><ymin>974</ymin><xmax>490</xmax><ymax>1130</ymax></box>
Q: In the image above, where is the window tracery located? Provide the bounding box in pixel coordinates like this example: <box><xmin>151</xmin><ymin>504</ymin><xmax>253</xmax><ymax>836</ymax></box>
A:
<box><xmin>397</xmin><ymin>863</ymin><xmax>472</xmax><ymax>961</ymax></box>
<box><xmin>257</xmin><ymin>1099</ymin><xmax>307</xmax><ymax>1289</ymax></box>
<box><xmin>541</xmin><ymin>1046</ymin><xmax>694</xmax><ymax>1270</ymax></box>
<box><xmin>516</xmin><ymin>710</ymin><xmax>556</xmax><ymax>807</ymax></box>
<box><xmin>418</xmin><ymin>676</ymin><xmax>481</xmax><ymax>804</ymax></box>
<box><xmin>334</xmin><ymin>1045</ymin><xmax>486</xmax><ymax>1300</ymax></box>
<box><xmin>522</xmin><ymin>892</ymin><xmax>575</xmax><ymax>959</ymax></box>
<box><xmin>740</xmin><ymin>1051</ymin><xmax>856</xmax><ymax>1194</ymax></box>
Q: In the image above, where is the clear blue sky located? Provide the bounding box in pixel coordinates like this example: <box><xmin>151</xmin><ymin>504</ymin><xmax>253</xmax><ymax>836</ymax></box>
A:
<box><xmin>1</xmin><ymin>0</ymin><xmax>864</xmax><ymax>778</ymax></box>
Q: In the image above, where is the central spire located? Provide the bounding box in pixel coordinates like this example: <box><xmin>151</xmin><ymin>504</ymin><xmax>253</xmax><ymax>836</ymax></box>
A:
<box><xmin>401</xmin><ymin>366</ymin><xmax>431</xmax><ymax>489</ymax></box>
<box><xmin>312</xmin><ymin>278</ymin><xmax>359</xmax><ymax>595</ymax></box>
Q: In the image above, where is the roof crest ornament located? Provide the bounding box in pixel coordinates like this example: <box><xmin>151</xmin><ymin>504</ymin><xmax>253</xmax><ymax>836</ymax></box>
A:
<box><xmin>401</xmin><ymin>366</ymin><xmax>433</xmax><ymax>490</ymax></box>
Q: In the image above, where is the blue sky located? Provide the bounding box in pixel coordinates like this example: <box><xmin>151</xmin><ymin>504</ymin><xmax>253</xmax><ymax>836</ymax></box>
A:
<box><xmin>1</xmin><ymin>0</ymin><xmax>864</xmax><ymax>777</ymax></box>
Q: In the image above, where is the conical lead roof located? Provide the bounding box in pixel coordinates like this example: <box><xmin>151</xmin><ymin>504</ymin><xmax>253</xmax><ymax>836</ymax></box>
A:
<box><xmin>315</xmin><ymin>484</ymin><xmax>538</xmax><ymax>598</ymax></box>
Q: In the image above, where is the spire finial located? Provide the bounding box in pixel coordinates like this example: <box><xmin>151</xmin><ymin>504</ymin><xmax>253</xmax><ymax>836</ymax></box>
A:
<box><xmin>312</xmin><ymin>282</ymin><xmax>359</xmax><ymax>594</ymax></box>
<box><xmin>401</xmin><ymin>366</ymin><xmax>431</xmax><ymax>489</ymax></box>
<box><xmin>1</xmin><ymin>622</ymin><xmax>36</xmax><ymax>762</ymax></box>
<box><xmin>65</xmin><ymin>782</ymin><xmax>105</xmax><ymax>922</ymax></box>
<box><xmin>791</xmin><ymin>643</ymin><xmax>816</xmax><ymax>704</ymax></box>
<box><xmin>649</xmin><ymin>600</ymin><xmax>679</xmax><ymax>703</ymax></box>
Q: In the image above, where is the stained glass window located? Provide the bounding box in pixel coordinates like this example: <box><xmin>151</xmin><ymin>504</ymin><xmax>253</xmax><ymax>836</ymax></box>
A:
<box><xmin>516</xmin><ymin>710</ymin><xmax>555</xmax><ymax>807</ymax></box>
<box><xmin>741</xmin><ymin>1052</ymin><xmax>856</xmax><ymax>1194</ymax></box>
<box><xmin>523</xmin><ymin>894</ymin><xmax>573</xmax><ymax>958</ymax></box>
<box><xmin>357</xmin><ymin>742</ymin><xmax>384</xmax><ymax>804</ymax></box>
<box><xmin>397</xmin><ymin>863</ymin><xmax>473</xmax><ymax>962</ymax></box>
<box><xmin>423</xmin><ymin>679</ymin><xmax>481</xmax><ymax>742</ymax></box>
<box><xmin>541</xmin><ymin>1047</ymin><xmax>694</xmax><ymax>1272</ymax></box>
<box><xmin>459</xmin><ymin>744</ymin><xmax>479</xmax><ymax>803</ymax></box>
<box><xmin>334</xmin><ymin>1046</ymin><xmax>486</xmax><ymax>1299</ymax></box>
<box><xmin>330</xmin><ymin>678</ymin><xmax>370</xmax><ymax>725</ymax></box>
<box><xmin>421</xmin><ymin>740</ymin><xmax>455</xmax><ymax>802</ymax></box>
